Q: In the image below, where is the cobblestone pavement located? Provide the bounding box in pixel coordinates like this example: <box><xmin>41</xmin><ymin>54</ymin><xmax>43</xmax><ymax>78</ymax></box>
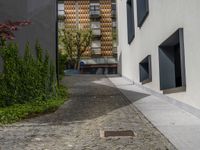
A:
<box><xmin>0</xmin><ymin>75</ymin><xmax>176</xmax><ymax>150</ymax></box>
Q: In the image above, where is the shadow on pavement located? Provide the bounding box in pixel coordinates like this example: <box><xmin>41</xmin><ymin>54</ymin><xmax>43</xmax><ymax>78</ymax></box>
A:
<box><xmin>25</xmin><ymin>75</ymin><xmax>149</xmax><ymax>125</ymax></box>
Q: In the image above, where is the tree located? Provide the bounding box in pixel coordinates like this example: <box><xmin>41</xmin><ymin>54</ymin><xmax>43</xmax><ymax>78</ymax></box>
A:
<box><xmin>59</xmin><ymin>27</ymin><xmax>92</xmax><ymax>70</ymax></box>
<box><xmin>59</xmin><ymin>28</ymin><xmax>76</xmax><ymax>69</ymax></box>
<box><xmin>0</xmin><ymin>20</ymin><xmax>31</xmax><ymax>46</ymax></box>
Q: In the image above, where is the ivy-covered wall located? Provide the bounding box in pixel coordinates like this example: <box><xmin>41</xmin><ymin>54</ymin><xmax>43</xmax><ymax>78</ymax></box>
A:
<box><xmin>0</xmin><ymin>41</ymin><xmax>56</xmax><ymax>107</ymax></box>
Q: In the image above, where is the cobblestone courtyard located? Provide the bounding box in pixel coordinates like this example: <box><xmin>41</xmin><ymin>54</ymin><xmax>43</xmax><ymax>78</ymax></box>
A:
<box><xmin>0</xmin><ymin>75</ymin><xmax>176</xmax><ymax>150</ymax></box>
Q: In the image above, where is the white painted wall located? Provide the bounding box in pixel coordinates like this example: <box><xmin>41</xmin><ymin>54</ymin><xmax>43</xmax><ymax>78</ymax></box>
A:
<box><xmin>117</xmin><ymin>0</ymin><xmax>200</xmax><ymax>109</ymax></box>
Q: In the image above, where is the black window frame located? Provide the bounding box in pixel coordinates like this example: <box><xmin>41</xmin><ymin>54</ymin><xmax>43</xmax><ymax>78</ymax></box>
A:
<box><xmin>126</xmin><ymin>0</ymin><xmax>135</xmax><ymax>44</ymax></box>
<box><xmin>137</xmin><ymin>0</ymin><xmax>149</xmax><ymax>27</ymax></box>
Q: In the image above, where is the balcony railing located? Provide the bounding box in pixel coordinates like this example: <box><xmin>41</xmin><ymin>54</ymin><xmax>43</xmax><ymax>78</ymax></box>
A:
<box><xmin>91</xmin><ymin>40</ymin><xmax>101</xmax><ymax>55</ymax></box>
<box><xmin>113</xmin><ymin>42</ymin><xmax>117</xmax><ymax>54</ymax></box>
<box><xmin>92</xmin><ymin>29</ymin><xmax>101</xmax><ymax>37</ymax></box>
<box><xmin>91</xmin><ymin>21</ymin><xmax>100</xmax><ymax>29</ymax></box>
<box><xmin>58</xmin><ymin>2</ymin><xmax>65</xmax><ymax>20</ymax></box>
<box><xmin>92</xmin><ymin>40</ymin><xmax>101</xmax><ymax>47</ymax></box>
<box><xmin>112</xmin><ymin>22</ymin><xmax>116</xmax><ymax>28</ymax></box>
<box><xmin>90</xmin><ymin>10</ymin><xmax>101</xmax><ymax>18</ymax></box>
<box><xmin>112</xmin><ymin>47</ymin><xmax>117</xmax><ymax>54</ymax></box>
<box><xmin>92</xmin><ymin>47</ymin><xmax>101</xmax><ymax>55</ymax></box>
<box><xmin>90</xmin><ymin>3</ymin><xmax>100</xmax><ymax>19</ymax></box>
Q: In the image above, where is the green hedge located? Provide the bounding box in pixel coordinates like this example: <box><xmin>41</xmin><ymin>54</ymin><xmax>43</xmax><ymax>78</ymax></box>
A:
<box><xmin>0</xmin><ymin>41</ymin><xmax>56</xmax><ymax>107</ymax></box>
<box><xmin>0</xmin><ymin>86</ymin><xmax>68</xmax><ymax>124</ymax></box>
<box><xmin>0</xmin><ymin>40</ymin><xmax>69</xmax><ymax>124</ymax></box>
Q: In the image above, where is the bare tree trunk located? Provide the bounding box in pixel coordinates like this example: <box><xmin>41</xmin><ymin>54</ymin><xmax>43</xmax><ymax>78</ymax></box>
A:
<box><xmin>76</xmin><ymin>52</ymin><xmax>81</xmax><ymax>70</ymax></box>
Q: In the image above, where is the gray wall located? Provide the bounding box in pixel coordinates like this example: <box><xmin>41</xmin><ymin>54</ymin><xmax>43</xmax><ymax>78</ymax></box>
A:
<box><xmin>159</xmin><ymin>47</ymin><xmax>176</xmax><ymax>90</ymax></box>
<box><xmin>0</xmin><ymin>0</ymin><xmax>57</xmax><ymax>71</ymax></box>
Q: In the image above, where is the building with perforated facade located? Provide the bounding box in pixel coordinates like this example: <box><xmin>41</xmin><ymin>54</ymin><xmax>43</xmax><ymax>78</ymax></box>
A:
<box><xmin>58</xmin><ymin>0</ymin><xmax>117</xmax><ymax>74</ymax></box>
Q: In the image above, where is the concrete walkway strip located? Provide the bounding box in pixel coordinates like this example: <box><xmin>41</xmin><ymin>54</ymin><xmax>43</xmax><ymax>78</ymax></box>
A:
<box><xmin>109</xmin><ymin>76</ymin><xmax>200</xmax><ymax>150</ymax></box>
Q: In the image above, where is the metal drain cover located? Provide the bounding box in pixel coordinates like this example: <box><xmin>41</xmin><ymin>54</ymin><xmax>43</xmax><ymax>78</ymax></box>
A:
<box><xmin>100</xmin><ymin>130</ymin><xmax>135</xmax><ymax>138</ymax></box>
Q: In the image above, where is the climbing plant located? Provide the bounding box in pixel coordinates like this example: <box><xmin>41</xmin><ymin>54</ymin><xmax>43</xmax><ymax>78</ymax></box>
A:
<box><xmin>0</xmin><ymin>20</ymin><xmax>58</xmax><ymax>107</ymax></box>
<box><xmin>0</xmin><ymin>20</ymin><xmax>31</xmax><ymax>46</ymax></box>
<box><xmin>0</xmin><ymin>41</ymin><xmax>56</xmax><ymax>107</ymax></box>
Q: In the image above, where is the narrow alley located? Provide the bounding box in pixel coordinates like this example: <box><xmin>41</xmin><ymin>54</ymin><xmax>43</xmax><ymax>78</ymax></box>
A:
<box><xmin>0</xmin><ymin>75</ymin><xmax>175</xmax><ymax>150</ymax></box>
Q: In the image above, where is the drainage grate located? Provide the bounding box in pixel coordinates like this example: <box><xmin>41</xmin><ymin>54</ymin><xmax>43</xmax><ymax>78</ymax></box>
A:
<box><xmin>100</xmin><ymin>130</ymin><xmax>135</xmax><ymax>138</ymax></box>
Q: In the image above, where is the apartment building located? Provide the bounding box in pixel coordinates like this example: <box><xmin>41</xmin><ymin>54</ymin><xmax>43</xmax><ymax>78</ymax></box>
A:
<box><xmin>58</xmin><ymin>0</ymin><xmax>117</xmax><ymax>74</ymax></box>
<box><xmin>117</xmin><ymin>0</ymin><xmax>200</xmax><ymax>109</ymax></box>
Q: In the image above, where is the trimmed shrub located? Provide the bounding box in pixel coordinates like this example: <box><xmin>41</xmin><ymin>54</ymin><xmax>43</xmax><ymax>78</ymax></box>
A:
<box><xmin>0</xmin><ymin>41</ymin><xmax>57</xmax><ymax>107</ymax></box>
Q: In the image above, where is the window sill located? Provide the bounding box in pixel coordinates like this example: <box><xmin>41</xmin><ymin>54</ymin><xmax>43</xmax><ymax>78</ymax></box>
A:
<box><xmin>163</xmin><ymin>86</ymin><xmax>186</xmax><ymax>94</ymax></box>
<box><xmin>141</xmin><ymin>78</ymin><xmax>152</xmax><ymax>85</ymax></box>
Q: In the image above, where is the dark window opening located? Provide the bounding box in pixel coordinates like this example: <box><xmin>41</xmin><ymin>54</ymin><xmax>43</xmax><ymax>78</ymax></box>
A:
<box><xmin>112</xmin><ymin>3</ymin><xmax>116</xmax><ymax>18</ymax></box>
<box><xmin>90</xmin><ymin>5</ymin><xmax>100</xmax><ymax>11</ymax></box>
<box><xmin>159</xmin><ymin>28</ymin><xmax>186</xmax><ymax>93</ymax></box>
<box><xmin>90</xmin><ymin>3</ymin><xmax>100</xmax><ymax>18</ymax></box>
<box><xmin>137</xmin><ymin>0</ymin><xmax>149</xmax><ymax>27</ymax></box>
<box><xmin>139</xmin><ymin>55</ymin><xmax>152</xmax><ymax>84</ymax></box>
<box><xmin>174</xmin><ymin>44</ymin><xmax>182</xmax><ymax>87</ymax></box>
<box><xmin>127</xmin><ymin>0</ymin><xmax>135</xmax><ymax>44</ymax></box>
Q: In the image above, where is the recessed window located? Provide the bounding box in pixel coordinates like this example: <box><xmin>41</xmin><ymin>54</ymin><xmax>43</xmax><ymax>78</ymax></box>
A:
<box><xmin>137</xmin><ymin>0</ymin><xmax>149</xmax><ymax>27</ymax></box>
<box><xmin>139</xmin><ymin>55</ymin><xmax>152</xmax><ymax>84</ymax></box>
<box><xmin>159</xmin><ymin>28</ymin><xmax>186</xmax><ymax>94</ymax></box>
<box><xmin>126</xmin><ymin>0</ymin><xmax>135</xmax><ymax>44</ymax></box>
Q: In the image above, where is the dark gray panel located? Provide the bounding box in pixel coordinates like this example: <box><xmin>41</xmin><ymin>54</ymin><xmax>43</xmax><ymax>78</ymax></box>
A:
<box><xmin>179</xmin><ymin>29</ymin><xmax>186</xmax><ymax>87</ymax></box>
<box><xmin>137</xmin><ymin>0</ymin><xmax>149</xmax><ymax>27</ymax></box>
<box><xmin>0</xmin><ymin>0</ymin><xmax>27</xmax><ymax>20</ymax></box>
<box><xmin>0</xmin><ymin>0</ymin><xmax>57</xmax><ymax>70</ymax></box>
<box><xmin>127</xmin><ymin>0</ymin><xmax>135</xmax><ymax>44</ymax></box>
<box><xmin>159</xmin><ymin>47</ymin><xmax>176</xmax><ymax>90</ymax></box>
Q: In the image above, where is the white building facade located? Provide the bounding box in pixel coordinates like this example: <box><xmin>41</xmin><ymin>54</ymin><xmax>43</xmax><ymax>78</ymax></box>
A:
<box><xmin>117</xmin><ymin>0</ymin><xmax>200</xmax><ymax>109</ymax></box>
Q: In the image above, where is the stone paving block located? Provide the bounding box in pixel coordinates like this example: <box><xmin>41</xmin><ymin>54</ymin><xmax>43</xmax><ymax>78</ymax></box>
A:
<box><xmin>0</xmin><ymin>75</ymin><xmax>176</xmax><ymax>150</ymax></box>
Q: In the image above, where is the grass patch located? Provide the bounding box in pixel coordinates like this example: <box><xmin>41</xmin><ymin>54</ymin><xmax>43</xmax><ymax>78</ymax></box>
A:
<box><xmin>0</xmin><ymin>86</ymin><xmax>68</xmax><ymax>125</ymax></box>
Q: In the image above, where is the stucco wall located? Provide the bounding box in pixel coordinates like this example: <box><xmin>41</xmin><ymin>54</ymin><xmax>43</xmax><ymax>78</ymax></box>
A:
<box><xmin>0</xmin><ymin>0</ymin><xmax>57</xmax><ymax>69</ymax></box>
<box><xmin>117</xmin><ymin>0</ymin><xmax>200</xmax><ymax>109</ymax></box>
